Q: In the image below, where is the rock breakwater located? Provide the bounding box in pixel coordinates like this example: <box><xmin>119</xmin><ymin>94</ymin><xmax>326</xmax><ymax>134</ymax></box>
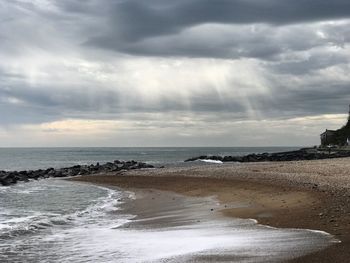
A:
<box><xmin>185</xmin><ymin>148</ymin><xmax>350</xmax><ymax>163</ymax></box>
<box><xmin>0</xmin><ymin>160</ymin><xmax>154</xmax><ymax>186</ymax></box>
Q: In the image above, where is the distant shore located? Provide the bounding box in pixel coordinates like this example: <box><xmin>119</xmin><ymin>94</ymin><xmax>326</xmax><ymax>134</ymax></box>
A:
<box><xmin>72</xmin><ymin>157</ymin><xmax>350</xmax><ymax>263</ymax></box>
<box><xmin>185</xmin><ymin>147</ymin><xmax>350</xmax><ymax>163</ymax></box>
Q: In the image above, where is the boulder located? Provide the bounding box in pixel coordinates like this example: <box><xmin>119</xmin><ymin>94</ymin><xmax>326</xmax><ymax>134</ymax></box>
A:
<box><xmin>52</xmin><ymin>170</ymin><xmax>64</xmax><ymax>177</ymax></box>
<box><xmin>0</xmin><ymin>173</ymin><xmax>17</xmax><ymax>186</ymax></box>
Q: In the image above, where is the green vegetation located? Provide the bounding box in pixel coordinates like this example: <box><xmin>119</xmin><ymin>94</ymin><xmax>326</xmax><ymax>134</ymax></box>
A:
<box><xmin>333</xmin><ymin>116</ymin><xmax>350</xmax><ymax>146</ymax></box>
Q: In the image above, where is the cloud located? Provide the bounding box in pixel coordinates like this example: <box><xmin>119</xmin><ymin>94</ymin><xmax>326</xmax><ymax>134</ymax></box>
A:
<box><xmin>85</xmin><ymin>0</ymin><xmax>350</xmax><ymax>59</ymax></box>
<box><xmin>269</xmin><ymin>52</ymin><xmax>349</xmax><ymax>75</ymax></box>
<box><xmin>93</xmin><ymin>0</ymin><xmax>350</xmax><ymax>40</ymax></box>
<box><xmin>0</xmin><ymin>0</ymin><xmax>349</xmax><ymax>146</ymax></box>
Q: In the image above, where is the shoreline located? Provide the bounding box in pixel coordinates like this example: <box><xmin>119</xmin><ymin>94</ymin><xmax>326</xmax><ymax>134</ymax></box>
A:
<box><xmin>71</xmin><ymin>158</ymin><xmax>350</xmax><ymax>262</ymax></box>
<box><xmin>110</xmin><ymin>187</ymin><xmax>335</xmax><ymax>262</ymax></box>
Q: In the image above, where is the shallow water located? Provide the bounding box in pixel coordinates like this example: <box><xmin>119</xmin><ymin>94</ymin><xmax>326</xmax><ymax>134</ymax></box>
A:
<box><xmin>0</xmin><ymin>179</ymin><xmax>337</xmax><ymax>262</ymax></box>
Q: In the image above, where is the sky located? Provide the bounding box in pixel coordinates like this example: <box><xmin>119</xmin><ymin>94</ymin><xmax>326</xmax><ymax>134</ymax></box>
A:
<box><xmin>0</xmin><ymin>0</ymin><xmax>350</xmax><ymax>147</ymax></box>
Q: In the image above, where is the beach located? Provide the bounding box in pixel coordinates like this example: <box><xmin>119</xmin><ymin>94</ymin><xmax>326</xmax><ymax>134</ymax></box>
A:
<box><xmin>72</xmin><ymin>157</ymin><xmax>350</xmax><ymax>262</ymax></box>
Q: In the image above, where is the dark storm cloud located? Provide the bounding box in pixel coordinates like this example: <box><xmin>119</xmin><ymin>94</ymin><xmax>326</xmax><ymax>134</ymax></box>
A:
<box><xmin>258</xmin><ymin>83</ymin><xmax>350</xmax><ymax>119</ymax></box>
<box><xmin>84</xmin><ymin>0</ymin><xmax>350</xmax><ymax>58</ymax></box>
<box><xmin>0</xmin><ymin>75</ymin><xmax>245</xmax><ymax>125</ymax></box>
<box><xmin>104</xmin><ymin>0</ymin><xmax>350</xmax><ymax>39</ymax></box>
<box><xmin>4</xmin><ymin>0</ymin><xmax>350</xmax><ymax>60</ymax></box>
<box><xmin>95</xmin><ymin>25</ymin><xmax>286</xmax><ymax>60</ymax></box>
<box><xmin>0</xmin><ymin>82</ymin><xmax>124</xmax><ymax>125</ymax></box>
<box><xmin>96</xmin><ymin>23</ymin><xmax>333</xmax><ymax>60</ymax></box>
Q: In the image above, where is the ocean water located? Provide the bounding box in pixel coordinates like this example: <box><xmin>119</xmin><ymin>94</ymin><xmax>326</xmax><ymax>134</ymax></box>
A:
<box><xmin>0</xmin><ymin>179</ymin><xmax>130</xmax><ymax>262</ymax></box>
<box><xmin>0</xmin><ymin>147</ymin><xmax>337</xmax><ymax>262</ymax></box>
<box><xmin>0</xmin><ymin>147</ymin><xmax>299</xmax><ymax>171</ymax></box>
<box><xmin>0</xmin><ymin>179</ymin><xmax>336</xmax><ymax>263</ymax></box>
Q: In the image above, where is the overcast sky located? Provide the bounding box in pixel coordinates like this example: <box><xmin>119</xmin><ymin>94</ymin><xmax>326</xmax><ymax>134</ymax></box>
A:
<box><xmin>0</xmin><ymin>0</ymin><xmax>350</xmax><ymax>147</ymax></box>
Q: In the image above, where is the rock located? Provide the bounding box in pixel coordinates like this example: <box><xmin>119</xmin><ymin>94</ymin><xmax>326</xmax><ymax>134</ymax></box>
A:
<box><xmin>34</xmin><ymin>169</ymin><xmax>47</xmax><ymax>178</ymax></box>
<box><xmin>67</xmin><ymin>168</ymin><xmax>80</xmax><ymax>177</ymax></box>
<box><xmin>184</xmin><ymin>148</ymin><xmax>350</xmax><ymax>163</ymax></box>
<box><xmin>184</xmin><ymin>155</ymin><xmax>209</xmax><ymax>162</ymax></box>
<box><xmin>137</xmin><ymin>162</ymin><xmax>154</xmax><ymax>169</ymax></box>
<box><xmin>47</xmin><ymin>169</ymin><xmax>56</xmax><ymax>177</ymax></box>
<box><xmin>45</xmin><ymin>168</ymin><xmax>55</xmax><ymax>174</ymax></box>
<box><xmin>0</xmin><ymin>172</ymin><xmax>17</xmax><ymax>186</ymax></box>
<box><xmin>0</xmin><ymin>160</ymin><xmax>155</xmax><ymax>186</ymax></box>
<box><xmin>77</xmin><ymin>167</ymin><xmax>90</xmax><ymax>175</ymax></box>
<box><xmin>27</xmin><ymin>170</ymin><xmax>45</xmax><ymax>180</ymax></box>
<box><xmin>14</xmin><ymin>171</ymin><xmax>29</xmax><ymax>182</ymax></box>
<box><xmin>222</xmin><ymin>156</ymin><xmax>233</xmax><ymax>162</ymax></box>
<box><xmin>52</xmin><ymin>170</ymin><xmax>64</xmax><ymax>177</ymax></box>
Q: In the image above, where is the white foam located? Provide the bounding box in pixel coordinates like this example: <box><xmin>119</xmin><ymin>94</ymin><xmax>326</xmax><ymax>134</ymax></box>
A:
<box><xmin>200</xmin><ymin>159</ymin><xmax>223</xmax><ymax>164</ymax></box>
<box><xmin>36</xmin><ymin>218</ymin><xmax>335</xmax><ymax>263</ymax></box>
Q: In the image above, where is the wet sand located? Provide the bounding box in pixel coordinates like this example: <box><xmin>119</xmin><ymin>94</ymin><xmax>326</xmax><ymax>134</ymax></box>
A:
<box><xmin>71</xmin><ymin>157</ymin><xmax>350</xmax><ymax>262</ymax></box>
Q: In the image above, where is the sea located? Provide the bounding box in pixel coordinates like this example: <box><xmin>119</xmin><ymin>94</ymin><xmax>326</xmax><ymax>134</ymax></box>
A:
<box><xmin>0</xmin><ymin>147</ymin><xmax>299</xmax><ymax>171</ymax></box>
<box><xmin>0</xmin><ymin>147</ymin><xmax>337</xmax><ymax>262</ymax></box>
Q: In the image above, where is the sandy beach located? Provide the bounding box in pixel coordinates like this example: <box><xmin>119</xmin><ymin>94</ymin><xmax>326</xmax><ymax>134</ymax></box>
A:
<box><xmin>71</xmin><ymin>157</ymin><xmax>350</xmax><ymax>262</ymax></box>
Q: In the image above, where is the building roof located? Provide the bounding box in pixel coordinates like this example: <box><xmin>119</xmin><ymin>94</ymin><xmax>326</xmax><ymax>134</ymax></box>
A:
<box><xmin>320</xmin><ymin>129</ymin><xmax>336</xmax><ymax>136</ymax></box>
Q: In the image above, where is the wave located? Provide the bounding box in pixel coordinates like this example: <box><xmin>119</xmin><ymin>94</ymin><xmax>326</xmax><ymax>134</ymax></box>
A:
<box><xmin>199</xmin><ymin>159</ymin><xmax>223</xmax><ymax>164</ymax></box>
<box><xmin>0</xmin><ymin>183</ymin><xmax>130</xmax><ymax>240</ymax></box>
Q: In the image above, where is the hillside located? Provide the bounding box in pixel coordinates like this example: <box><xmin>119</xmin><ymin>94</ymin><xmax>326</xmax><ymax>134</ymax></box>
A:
<box><xmin>333</xmin><ymin>116</ymin><xmax>350</xmax><ymax>145</ymax></box>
